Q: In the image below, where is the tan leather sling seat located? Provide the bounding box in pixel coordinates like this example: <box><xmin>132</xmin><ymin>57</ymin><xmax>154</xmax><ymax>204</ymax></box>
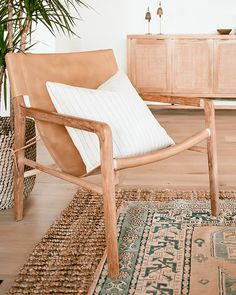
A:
<box><xmin>6</xmin><ymin>49</ymin><xmax>118</xmax><ymax>177</ymax></box>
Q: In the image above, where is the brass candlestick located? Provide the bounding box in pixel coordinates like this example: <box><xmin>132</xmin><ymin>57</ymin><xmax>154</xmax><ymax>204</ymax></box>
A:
<box><xmin>157</xmin><ymin>1</ymin><xmax>163</xmax><ymax>34</ymax></box>
<box><xmin>145</xmin><ymin>7</ymin><xmax>152</xmax><ymax>34</ymax></box>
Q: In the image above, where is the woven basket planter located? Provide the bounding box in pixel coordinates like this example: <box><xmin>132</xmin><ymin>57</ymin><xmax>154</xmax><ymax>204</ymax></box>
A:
<box><xmin>0</xmin><ymin>117</ymin><xmax>36</xmax><ymax>210</ymax></box>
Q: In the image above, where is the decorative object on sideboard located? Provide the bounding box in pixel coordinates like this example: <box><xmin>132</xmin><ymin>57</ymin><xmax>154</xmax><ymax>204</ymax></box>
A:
<box><xmin>145</xmin><ymin>7</ymin><xmax>152</xmax><ymax>35</ymax></box>
<box><xmin>157</xmin><ymin>1</ymin><xmax>163</xmax><ymax>34</ymax></box>
<box><xmin>217</xmin><ymin>29</ymin><xmax>232</xmax><ymax>35</ymax></box>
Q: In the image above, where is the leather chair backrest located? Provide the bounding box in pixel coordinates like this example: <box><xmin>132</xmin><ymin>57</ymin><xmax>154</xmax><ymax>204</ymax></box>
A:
<box><xmin>6</xmin><ymin>50</ymin><xmax>118</xmax><ymax>176</ymax></box>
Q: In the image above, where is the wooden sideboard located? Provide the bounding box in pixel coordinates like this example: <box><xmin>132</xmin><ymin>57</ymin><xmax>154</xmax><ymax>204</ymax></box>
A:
<box><xmin>127</xmin><ymin>34</ymin><xmax>236</xmax><ymax>108</ymax></box>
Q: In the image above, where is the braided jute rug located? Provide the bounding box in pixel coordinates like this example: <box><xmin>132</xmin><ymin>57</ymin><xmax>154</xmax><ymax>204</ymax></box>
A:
<box><xmin>7</xmin><ymin>189</ymin><xmax>236</xmax><ymax>295</ymax></box>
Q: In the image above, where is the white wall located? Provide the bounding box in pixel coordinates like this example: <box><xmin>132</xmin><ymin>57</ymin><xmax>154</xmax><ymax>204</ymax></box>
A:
<box><xmin>55</xmin><ymin>0</ymin><xmax>236</xmax><ymax>71</ymax></box>
<box><xmin>30</xmin><ymin>23</ymin><xmax>55</xmax><ymax>53</ymax></box>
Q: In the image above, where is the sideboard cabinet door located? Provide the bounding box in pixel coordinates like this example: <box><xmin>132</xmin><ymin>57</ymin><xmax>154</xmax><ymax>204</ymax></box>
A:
<box><xmin>128</xmin><ymin>39</ymin><xmax>171</xmax><ymax>93</ymax></box>
<box><xmin>172</xmin><ymin>39</ymin><xmax>213</xmax><ymax>94</ymax></box>
<box><xmin>214</xmin><ymin>40</ymin><xmax>236</xmax><ymax>94</ymax></box>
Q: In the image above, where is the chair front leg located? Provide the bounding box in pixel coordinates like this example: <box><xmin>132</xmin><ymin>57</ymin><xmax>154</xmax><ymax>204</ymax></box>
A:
<box><xmin>203</xmin><ymin>99</ymin><xmax>219</xmax><ymax>216</ymax></box>
<box><xmin>99</xmin><ymin>127</ymin><xmax>119</xmax><ymax>278</ymax></box>
<box><xmin>13</xmin><ymin>97</ymin><xmax>26</xmax><ymax>221</ymax></box>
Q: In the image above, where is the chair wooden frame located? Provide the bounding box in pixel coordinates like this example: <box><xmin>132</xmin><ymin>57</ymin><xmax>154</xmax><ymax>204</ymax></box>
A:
<box><xmin>12</xmin><ymin>91</ymin><xmax>219</xmax><ymax>279</ymax></box>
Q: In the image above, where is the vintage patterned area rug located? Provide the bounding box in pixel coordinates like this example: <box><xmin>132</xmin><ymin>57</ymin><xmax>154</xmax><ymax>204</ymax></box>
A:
<box><xmin>89</xmin><ymin>201</ymin><xmax>236</xmax><ymax>295</ymax></box>
<box><xmin>7</xmin><ymin>189</ymin><xmax>236</xmax><ymax>295</ymax></box>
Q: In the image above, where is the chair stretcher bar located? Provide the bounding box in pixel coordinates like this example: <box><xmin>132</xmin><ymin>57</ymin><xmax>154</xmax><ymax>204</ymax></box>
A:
<box><xmin>23</xmin><ymin>158</ymin><xmax>103</xmax><ymax>194</ymax></box>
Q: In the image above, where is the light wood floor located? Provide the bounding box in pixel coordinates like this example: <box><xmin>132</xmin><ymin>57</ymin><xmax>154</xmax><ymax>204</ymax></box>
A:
<box><xmin>0</xmin><ymin>109</ymin><xmax>236</xmax><ymax>294</ymax></box>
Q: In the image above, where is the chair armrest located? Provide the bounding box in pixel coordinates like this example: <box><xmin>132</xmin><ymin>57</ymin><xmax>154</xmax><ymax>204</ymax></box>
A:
<box><xmin>21</xmin><ymin>105</ymin><xmax>110</xmax><ymax>136</ymax></box>
<box><xmin>21</xmin><ymin>105</ymin><xmax>113</xmax><ymax>164</ymax></box>
<box><xmin>140</xmin><ymin>92</ymin><xmax>204</xmax><ymax>107</ymax></box>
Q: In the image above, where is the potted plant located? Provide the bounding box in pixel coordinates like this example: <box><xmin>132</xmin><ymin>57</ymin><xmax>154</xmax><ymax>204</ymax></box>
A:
<box><xmin>0</xmin><ymin>0</ymin><xmax>87</xmax><ymax>209</ymax></box>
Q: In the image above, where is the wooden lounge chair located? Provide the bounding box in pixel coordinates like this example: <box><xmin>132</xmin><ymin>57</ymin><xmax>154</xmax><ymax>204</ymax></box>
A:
<box><xmin>6</xmin><ymin>49</ymin><xmax>219</xmax><ymax>278</ymax></box>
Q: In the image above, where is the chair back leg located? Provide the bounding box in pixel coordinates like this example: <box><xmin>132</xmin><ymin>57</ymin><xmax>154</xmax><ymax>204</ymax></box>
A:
<box><xmin>13</xmin><ymin>96</ymin><xmax>26</xmax><ymax>221</ymax></box>
<box><xmin>204</xmin><ymin>99</ymin><xmax>220</xmax><ymax>216</ymax></box>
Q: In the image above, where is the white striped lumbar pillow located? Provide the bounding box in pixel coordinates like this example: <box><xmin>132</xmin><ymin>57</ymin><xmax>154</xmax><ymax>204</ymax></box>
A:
<box><xmin>46</xmin><ymin>71</ymin><xmax>174</xmax><ymax>173</ymax></box>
